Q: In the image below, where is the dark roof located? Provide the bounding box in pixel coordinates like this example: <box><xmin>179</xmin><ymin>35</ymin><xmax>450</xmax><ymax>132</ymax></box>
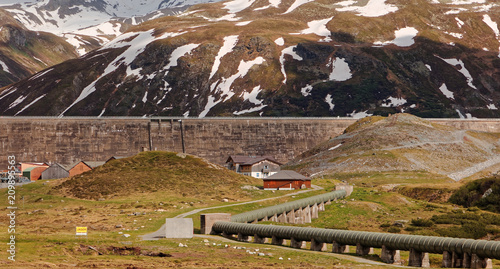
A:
<box><xmin>47</xmin><ymin>163</ymin><xmax>69</xmax><ymax>172</ymax></box>
<box><xmin>263</xmin><ymin>170</ymin><xmax>311</xmax><ymax>181</ymax></box>
<box><xmin>226</xmin><ymin>155</ymin><xmax>282</xmax><ymax>165</ymax></box>
<box><xmin>106</xmin><ymin>156</ymin><xmax>127</xmax><ymax>163</ymax></box>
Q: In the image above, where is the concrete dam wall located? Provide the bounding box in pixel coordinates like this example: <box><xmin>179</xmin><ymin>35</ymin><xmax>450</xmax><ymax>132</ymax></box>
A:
<box><xmin>2</xmin><ymin>117</ymin><xmax>500</xmax><ymax>169</ymax></box>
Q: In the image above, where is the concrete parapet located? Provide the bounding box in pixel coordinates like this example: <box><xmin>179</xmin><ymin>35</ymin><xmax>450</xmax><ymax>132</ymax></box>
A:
<box><xmin>290</xmin><ymin>238</ymin><xmax>306</xmax><ymax>249</ymax></box>
<box><xmin>200</xmin><ymin>213</ymin><xmax>231</xmax><ymax>234</ymax></box>
<box><xmin>409</xmin><ymin>248</ymin><xmax>430</xmax><ymax>267</ymax></box>
<box><xmin>311</xmin><ymin>238</ymin><xmax>327</xmax><ymax>251</ymax></box>
<box><xmin>165</xmin><ymin>218</ymin><xmax>193</xmax><ymax>238</ymax></box>
<box><xmin>332</xmin><ymin>241</ymin><xmax>349</xmax><ymax>253</ymax></box>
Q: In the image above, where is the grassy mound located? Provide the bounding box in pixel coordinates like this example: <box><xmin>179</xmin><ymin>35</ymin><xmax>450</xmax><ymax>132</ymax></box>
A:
<box><xmin>55</xmin><ymin>151</ymin><xmax>259</xmax><ymax>200</ymax></box>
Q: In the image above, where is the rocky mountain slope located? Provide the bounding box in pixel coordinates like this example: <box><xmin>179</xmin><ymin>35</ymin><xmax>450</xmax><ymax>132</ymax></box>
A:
<box><xmin>285</xmin><ymin>113</ymin><xmax>500</xmax><ymax>181</ymax></box>
<box><xmin>1</xmin><ymin>0</ymin><xmax>500</xmax><ymax>117</ymax></box>
<box><xmin>0</xmin><ymin>8</ymin><xmax>79</xmax><ymax>87</ymax></box>
<box><xmin>0</xmin><ymin>0</ymin><xmax>219</xmax><ymax>55</ymax></box>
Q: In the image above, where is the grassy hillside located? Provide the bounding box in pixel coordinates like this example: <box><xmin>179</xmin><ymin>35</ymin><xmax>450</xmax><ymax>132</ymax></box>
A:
<box><xmin>449</xmin><ymin>176</ymin><xmax>500</xmax><ymax>213</ymax></box>
<box><xmin>55</xmin><ymin>151</ymin><xmax>260</xmax><ymax>200</ymax></box>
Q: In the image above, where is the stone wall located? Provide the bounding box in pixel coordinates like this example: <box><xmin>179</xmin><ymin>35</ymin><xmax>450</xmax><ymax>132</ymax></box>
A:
<box><xmin>2</xmin><ymin>117</ymin><xmax>500</xmax><ymax>169</ymax></box>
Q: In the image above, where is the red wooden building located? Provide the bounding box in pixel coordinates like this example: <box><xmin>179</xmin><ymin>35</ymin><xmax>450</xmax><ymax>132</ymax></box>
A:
<box><xmin>263</xmin><ymin>170</ymin><xmax>311</xmax><ymax>190</ymax></box>
<box><xmin>69</xmin><ymin>161</ymin><xmax>105</xmax><ymax>177</ymax></box>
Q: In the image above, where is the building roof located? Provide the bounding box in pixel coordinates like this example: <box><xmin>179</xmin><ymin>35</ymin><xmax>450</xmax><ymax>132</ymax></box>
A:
<box><xmin>106</xmin><ymin>156</ymin><xmax>127</xmax><ymax>163</ymax></box>
<box><xmin>263</xmin><ymin>170</ymin><xmax>310</xmax><ymax>181</ymax></box>
<box><xmin>226</xmin><ymin>155</ymin><xmax>282</xmax><ymax>166</ymax></box>
<box><xmin>69</xmin><ymin>161</ymin><xmax>106</xmax><ymax>170</ymax></box>
<box><xmin>45</xmin><ymin>163</ymin><xmax>69</xmax><ymax>172</ymax></box>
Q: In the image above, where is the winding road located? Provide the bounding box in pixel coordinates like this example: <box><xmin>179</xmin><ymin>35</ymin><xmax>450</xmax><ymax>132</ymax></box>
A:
<box><xmin>140</xmin><ymin>184</ymin><xmax>323</xmax><ymax>241</ymax></box>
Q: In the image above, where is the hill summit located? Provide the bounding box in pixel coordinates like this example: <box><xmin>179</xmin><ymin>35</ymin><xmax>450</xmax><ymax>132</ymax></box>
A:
<box><xmin>55</xmin><ymin>151</ymin><xmax>259</xmax><ymax>200</ymax></box>
<box><xmin>286</xmin><ymin>113</ymin><xmax>500</xmax><ymax>181</ymax></box>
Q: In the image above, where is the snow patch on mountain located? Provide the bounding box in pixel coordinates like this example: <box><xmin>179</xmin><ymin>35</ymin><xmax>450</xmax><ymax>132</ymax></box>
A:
<box><xmin>254</xmin><ymin>0</ymin><xmax>281</xmax><ymax>10</ymax></box>
<box><xmin>325</xmin><ymin>94</ymin><xmax>334</xmax><ymax>110</ymax></box>
<box><xmin>224</xmin><ymin>0</ymin><xmax>257</xmax><ymax>13</ymax></box>
<box><xmin>14</xmin><ymin>94</ymin><xmax>47</xmax><ymax>116</ymax></box>
<box><xmin>59</xmin><ymin>29</ymin><xmax>187</xmax><ymax>116</ymax></box>
<box><xmin>483</xmin><ymin>14</ymin><xmax>500</xmax><ymax>58</ymax></box>
<box><xmin>327</xmin><ymin>57</ymin><xmax>352</xmax><ymax>82</ymax></box>
<box><xmin>438</xmin><ymin>57</ymin><xmax>477</xmax><ymax>89</ymax></box>
<box><xmin>301</xmin><ymin>84</ymin><xmax>313</xmax><ymax>96</ymax></box>
<box><xmin>274</xmin><ymin>37</ymin><xmax>285</xmax><ymax>46</ymax></box>
<box><xmin>374</xmin><ymin>27</ymin><xmax>418</xmax><ymax>47</ymax></box>
<box><xmin>160</xmin><ymin>43</ymin><xmax>200</xmax><ymax>89</ymax></box>
<box><xmin>381</xmin><ymin>97</ymin><xmax>407</xmax><ymax>107</ymax></box>
<box><xmin>292</xmin><ymin>17</ymin><xmax>333</xmax><ymax>42</ymax></box>
<box><xmin>439</xmin><ymin>83</ymin><xmax>455</xmax><ymax>100</ymax></box>
<box><xmin>336</xmin><ymin>0</ymin><xmax>398</xmax><ymax>17</ymax></box>
<box><xmin>280</xmin><ymin>46</ymin><xmax>303</xmax><ymax>84</ymax></box>
<box><xmin>8</xmin><ymin>95</ymin><xmax>27</xmax><ymax>110</ymax></box>
<box><xmin>202</xmin><ymin>57</ymin><xmax>266</xmax><ymax>117</ymax></box>
<box><xmin>283</xmin><ymin>0</ymin><xmax>314</xmax><ymax>14</ymax></box>
<box><xmin>210</xmin><ymin>35</ymin><xmax>239</xmax><ymax>80</ymax></box>
<box><xmin>0</xmin><ymin>60</ymin><xmax>11</xmax><ymax>74</ymax></box>
<box><xmin>233</xmin><ymin>85</ymin><xmax>267</xmax><ymax>115</ymax></box>
<box><xmin>349</xmin><ymin>110</ymin><xmax>373</xmax><ymax>118</ymax></box>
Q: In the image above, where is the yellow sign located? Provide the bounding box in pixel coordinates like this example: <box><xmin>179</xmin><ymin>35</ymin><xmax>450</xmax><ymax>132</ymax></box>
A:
<box><xmin>76</xmin><ymin>227</ymin><xmax>87</xmax><ymax>235</ymax></box>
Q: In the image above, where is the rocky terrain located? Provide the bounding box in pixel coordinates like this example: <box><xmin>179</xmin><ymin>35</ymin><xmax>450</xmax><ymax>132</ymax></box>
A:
<box><xmin>285</xmin><ymin>113</ymin><xmax>500</xmax><ymax>181</ymax></box>
<box><xmin>1</xmin><ymin>0</ymin><xmax>500</xmax><ymax>117</ymax></box>
<box><xmin>0</xmin><ymin>9</ymin><xmax>79</xmax><ymax>87</ymax></box>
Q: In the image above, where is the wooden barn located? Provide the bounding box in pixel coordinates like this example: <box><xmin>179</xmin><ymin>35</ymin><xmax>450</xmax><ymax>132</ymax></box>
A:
<box><xmin>41</xmin><ymin>163</ymin><xmax>69</xmax><ymax>179</ymax></box>
<box><xmin>69</xmin><ymin>161</ymin><xmax>105</xmax><ymax>177</ymax></box>
<box><xmin>23</xmin><ymin>166</ymin><xmax>48</xmax><ymax>181</ymax></box>
<box><xmin>226</xmin><ymin>155</ymin><xmax>281</xmax><ymax>178</ymax></box>
<box><xmin>263</xmin><ymin>170</ymin><xmax>311</xmax><ymax>190</ymax></box>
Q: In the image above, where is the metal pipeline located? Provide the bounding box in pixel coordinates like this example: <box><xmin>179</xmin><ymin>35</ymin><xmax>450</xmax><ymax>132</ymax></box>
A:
<box><xmin>231</xmin><ymin>190</ymin><xmax>347</xmax><ymax>223</ymax></box>
<box><xmin>212</xmin><ymin>222</ymin><xmax>500</xmax><ymax>259</ymax></box>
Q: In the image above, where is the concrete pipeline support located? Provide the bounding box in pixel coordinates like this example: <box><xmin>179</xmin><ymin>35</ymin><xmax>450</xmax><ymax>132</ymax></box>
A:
<box><xmin>212</xmin><ymin>222</ymin><xmax>497</xmax><ymax>268</ymax></box>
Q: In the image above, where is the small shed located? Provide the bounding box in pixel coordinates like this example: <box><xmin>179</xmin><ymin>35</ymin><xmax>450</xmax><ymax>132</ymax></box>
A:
<box><xmin>23</xmin><ymin>166</ymin><xmax>48</xmax><ymax>181</ymax></box>
<box><xmin>41</xmin><ymin>163</ymin><xmax>69</xmax><ymax>179</ymax></box>
<box><xmin>263</xmin><ymin>170</ymin><xmax>311</xmax><ymax>190</ymax></box>
<box><xmin>226</xmin><ymin>155</ymin><xmax>281</xmax><ymax>178</ymax></box>
<box><xmin>69</xmin><ymin>161</ymin><xmax>105</xmax><ymax>177</ymax></box>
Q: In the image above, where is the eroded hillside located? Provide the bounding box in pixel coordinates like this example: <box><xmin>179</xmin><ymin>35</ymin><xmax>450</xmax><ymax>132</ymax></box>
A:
<box><xmin>285</xmin><ymin>113</ymin><xmax>500</xmax><ymax>181</ymax></box>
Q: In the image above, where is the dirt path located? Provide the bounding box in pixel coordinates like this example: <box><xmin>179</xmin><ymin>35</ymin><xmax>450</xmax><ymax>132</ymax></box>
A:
<box><xmin>140</xmin><ymin>184</ymin><xmax>323</xmax><ymax>241</ymax></box>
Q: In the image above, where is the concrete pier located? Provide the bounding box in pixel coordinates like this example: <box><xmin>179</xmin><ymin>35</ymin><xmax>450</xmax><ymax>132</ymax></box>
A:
<box><xmin>409</xmin><ymin>248</ymin><xmax>430</xmax><ymax>267</ymax></box>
